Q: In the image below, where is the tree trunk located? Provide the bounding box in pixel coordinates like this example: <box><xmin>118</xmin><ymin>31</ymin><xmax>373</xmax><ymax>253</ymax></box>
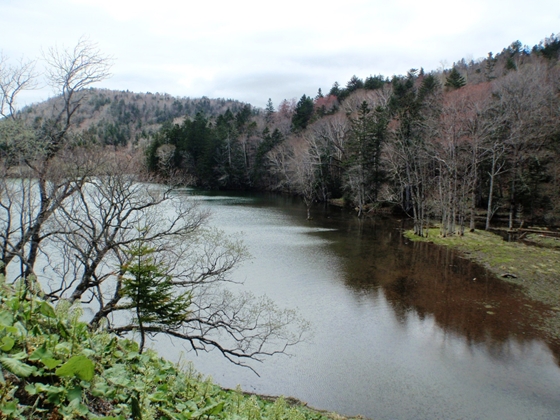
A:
<box><xmin>486</xmin><ymin>172</ymin><xmax>495</xmax><ymax>231</ymax></box>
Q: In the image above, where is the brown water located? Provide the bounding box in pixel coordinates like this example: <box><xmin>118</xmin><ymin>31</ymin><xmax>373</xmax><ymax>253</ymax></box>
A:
<box><xmin>154</xmin><ymin>191</ymin><xmax>560</xmax><ymax>419</ymax></box>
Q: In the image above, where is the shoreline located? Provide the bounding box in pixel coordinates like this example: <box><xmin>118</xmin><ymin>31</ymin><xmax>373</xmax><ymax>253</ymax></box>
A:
<box><xmin>403</xmin><ymin>228</ymin><xmax>560</xmax><ymax>342</ymax></box>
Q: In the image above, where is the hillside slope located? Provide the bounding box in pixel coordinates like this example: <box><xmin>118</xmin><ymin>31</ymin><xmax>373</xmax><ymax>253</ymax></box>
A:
<box><xmin>18</xmin><ymin>89</ymin><xmax>250</xmax><ymax>146</ymax></box>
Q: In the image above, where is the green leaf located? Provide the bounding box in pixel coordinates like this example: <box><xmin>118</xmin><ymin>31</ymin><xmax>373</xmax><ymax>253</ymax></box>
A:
<box><xmin>67</xmin><ymin>385</ymin><xmax>83</xmax><ymax>402</ymax></box>
<box><xmin>33</xmin><ymin>383</ymin><xmax>65</xmax><ymax>405</ymax></box>
<box><xmin>0</xmin><ymin>356</ymin><xmax>36</xmax><ymax>377</ymax></box>
<box><xmin>54</xmin><ymin>341</ymin><xmax>72</xmax><ymax>355</ymax></box>
<box><xmin>25</xmin><ymin>383</ymin><xmax>37</xmax><ymax>395</ymax></box>
<box><xmin>1</xmin><ymin>401</ymin><xmax>17</xmax><ymax>415</ymax></box>
<box><xmin>122</xmin><ymin>339</ymin><xmax>139</xmax><ymax>353</ymax></box>
<box><xmin>29</xmin><ymin>343</ymin><xmax>52</xmax><ymax>361</ymax></box>
<box><xmin>46</xmin><ymin>387</ymin><xmax>64</xmax><ymax>405</ymax></box>
<box><xmin>208</xmin><ymin>401</ymin><xmax>225</xmax><ymax>415</ymax></box>
<box><xmin>55</xmin><ymin>355</ymin><xmax>95</xmax><ymax>381</ymax></box>
<box><xmin>6</xmin><ymin>351</ymin><xmax>26</xmax><ymax>360</ymax></box>
<box><xmin>0</xmin><ymin>311</ymin><xmax>14</xmax><ymax>327</ymax></box>
<box><xmin>13</xmin><ymin>321</ymin><xmax>27</xmax><ymax>336</ymax></box>
<box><xmin>192</xmin><ymin>401</ymin><xmax>224</xmax><ymax>418</ymax></box>
<box><xmin>75</xmin><ymin>401</ymin><xmax>90</xmax><ymax>416</ymax></box>
<box><xmin>0</xmin><ymin>325</ymin><xmax>18</xmax><ymax>334</ymax></box>
<box><xmin>31</xmin><ymin>324</ymin><xmax>43</xmax><ymax>336</ymax></box>
<box><xmin>42</xmin><ymin>357</ymin><xmax>62</xmax><ymax>369</ymax></box>
<box><xmin>91</xmin><ymin>381</ymin><xmax>112</xmax><ymax>398</ymax></box>
<box><xmin>57</xmin><ymin>321</ymin><xmax>70</xmax><ymax>339</ymax></box>
<box><xmin>39</xmin><ymin>301</ymin><xmax>57</xmax><ymax>318</ymax></box>
<box><xmin>0</xmin><ymin>336</ymin><xmax>15</xmax><ymax>352</ymax></box>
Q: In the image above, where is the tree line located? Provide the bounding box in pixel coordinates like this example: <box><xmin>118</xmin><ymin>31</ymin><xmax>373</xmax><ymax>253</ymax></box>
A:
<box><xmin>148</xmin><ymin>35</ymin><xmax>560</xmax><ymax>232</ymax></box>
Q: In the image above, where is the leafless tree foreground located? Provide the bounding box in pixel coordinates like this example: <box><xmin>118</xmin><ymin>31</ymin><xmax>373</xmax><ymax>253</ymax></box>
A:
<box><xmin>0</xmin><ymin>38</ymin><xmax>307</xmax><ymax>370</ymax></box>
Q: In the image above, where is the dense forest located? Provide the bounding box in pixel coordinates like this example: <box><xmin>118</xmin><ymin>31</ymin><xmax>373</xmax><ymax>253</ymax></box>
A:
<box><xmin>12</xmin><ymin>34</ymin><xmax>560</xmax><ymax>233</ymax></box>
<box><xmin>19</xmin><ymin>89</ymin><xmax>247</xmax><ymax>146</ymax></box>
<box><xmin>143</xmin><ymin>35</ymin><xmax>560</xmax><ymax>233</ymax></box>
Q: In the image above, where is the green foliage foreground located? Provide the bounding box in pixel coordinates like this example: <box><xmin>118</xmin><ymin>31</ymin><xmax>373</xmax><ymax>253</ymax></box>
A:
<box><xmin>0</xmin><ymin>279</ymin><xmax>349</xmax><ymax>420</ymax></box>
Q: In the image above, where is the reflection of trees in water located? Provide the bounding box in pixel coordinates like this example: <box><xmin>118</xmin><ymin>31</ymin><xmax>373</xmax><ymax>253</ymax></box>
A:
<box><xmin>327</xmin><ymin>215</ymin><xmax>560</xmax><ymax>364</ymax></box>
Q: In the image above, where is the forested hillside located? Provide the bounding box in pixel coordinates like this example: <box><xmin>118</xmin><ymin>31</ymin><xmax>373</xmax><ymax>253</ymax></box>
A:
<box><xmin>7</xmin><ymin>34</ymin><xmax>560</xmax><ymax>232</ymax></box>
<box><xmin>147</xmin><ymin>34</ymin><xmax>560</xmax><ymax>231</ymax></box>
<box><xmin>18</xmin><ymin>89</ymin><xmax>247</xmax><ymax>146</ymax></box>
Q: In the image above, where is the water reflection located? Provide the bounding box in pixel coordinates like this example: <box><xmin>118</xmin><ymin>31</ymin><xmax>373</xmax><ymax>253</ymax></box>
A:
<box><xmin>160</xmin><ymin>191</ymin><xmax>560</xmax><ymax>419</ymax></box>
<box><xmin>319</xmin><ymin>215</ymin><xmax>558</xmax><ymax>358</ymax></box>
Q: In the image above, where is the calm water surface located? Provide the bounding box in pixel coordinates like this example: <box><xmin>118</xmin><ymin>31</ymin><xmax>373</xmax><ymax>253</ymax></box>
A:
<box><xmin>154</xmin><ymin>191</ymin><xmax>560</xmax><ymax>420</ymax></box>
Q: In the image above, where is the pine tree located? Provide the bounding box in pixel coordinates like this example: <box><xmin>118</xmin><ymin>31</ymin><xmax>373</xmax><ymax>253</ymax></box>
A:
<box><xmin>485</xmin><ymin>52</ymin><xmax>497</xmax><ymax>80</ymax></box>
<box><xmin>265</xmin><ymin>98</ymin><xmax>275</xmax><ymax>123</ymax></box>
<box><xmin>445</xmin><ymin>67</ymin><xmax>466</xmax><ymax>89</ymax></box>
<box><xmin>120</xmin><ymin>244</ymin><xmax>191</xmax><ymax>353</ymax></box>
<box><xmin>344</xmin><ymin>101</ymin><xmax>388</xmax><ymax>216</ymax></box>
<box><xmin>291</xmin><ymin>94</ymin><xmax>314</xmax><ymax>131</ymax></box>
<box><xmin>328</xmin><ymin>82</ymin><xmax>341</xmax><ymax>97</ymax></box>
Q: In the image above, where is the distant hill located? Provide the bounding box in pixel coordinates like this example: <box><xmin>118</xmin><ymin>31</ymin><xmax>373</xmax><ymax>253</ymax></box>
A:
<box><xmin>18</xmin><ymin>88</ymin><xmax>250</xmax><ymax>146</ymax></box>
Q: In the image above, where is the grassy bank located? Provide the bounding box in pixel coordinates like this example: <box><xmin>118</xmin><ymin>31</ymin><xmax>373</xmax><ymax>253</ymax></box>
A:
<box><xmin>404</xmin><ymin>228</ymin><xmax>560</xmax><ymax>340</ymax></box>
<box><xmin>0</xmin><ymin>279</ymin><xmax>362</xmax><ymax>420</ymax></box>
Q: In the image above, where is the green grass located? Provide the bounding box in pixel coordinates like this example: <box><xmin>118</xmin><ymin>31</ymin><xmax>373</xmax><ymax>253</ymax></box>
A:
<box><xmin>524</xmin><ymin>233</ymin><xmax>560</xmax><ymax>250</ymax></box>
<box><xmin>0</xmin><ymin>278</ymin><xmax>361</xmax><ymax>420</ymax></box>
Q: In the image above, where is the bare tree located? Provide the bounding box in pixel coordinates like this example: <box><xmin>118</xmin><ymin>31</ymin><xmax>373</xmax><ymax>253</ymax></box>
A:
<box><xmin>41</xmin><ymin>37</ymin><xmax>113</xmax><ymax>153</ymax></box>
<box><xmin>387</xmin><ymin>73</ymin><xmax>441</xmax><ymax>236</ymax></box>
<box><xmin>431</xmin><ymin>84</ymin><xmax>491</xmax><ymax>235</ymax></box>
<box><xmin>308</xmin><ymin>113</ymin><xmax>350</xmax><ymax>199</ymax></box>
<box><xmin>0</xmin><ymin>52</ymin><xmax>37</xmax><ymax>119</ymax></box>
<box><xmin>0</xmin><ymin>41</ymin><xmax>307</xmax><ymax>370</ymax></box>
<box><xmin>0</xmin><ymin>39</ymin><xmax>113</xmax><ymax>282</ymax></box>
<box><xmin>491</xmin><ymin>64</ymin><xmax>559</xmax><ymax>229</ymax></box>
<box><xmin>290</xmin><ymin>137</ymin><xmax>317</xmax><ymax>219</ymax></box>
<box><xmin>267</xmin><ymin>138</ymin><xmax>295</xmax><ymax>192</ymax></box>
<box><xmin>35</xmin><ymin>148</ymin><xmax>307</xmax><ymax>369</ymax></box>
<box><xmin>483</xmin><ymin>139</ymin><xmax>508</xmax><ymax>230</ymax></box>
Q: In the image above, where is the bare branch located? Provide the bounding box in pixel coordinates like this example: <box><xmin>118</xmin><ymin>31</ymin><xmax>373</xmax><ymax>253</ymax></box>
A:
<box><xmin>0</xmin><ymin>52</ymin><xmax>37</xmax><ymax>119</ymax></box>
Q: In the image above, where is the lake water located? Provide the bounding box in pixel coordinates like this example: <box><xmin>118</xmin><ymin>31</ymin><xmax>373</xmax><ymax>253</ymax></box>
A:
<box><xmin>153</xmin><ymin>190</ymin><xmax>560</xmax><ymax>420</ymax></box>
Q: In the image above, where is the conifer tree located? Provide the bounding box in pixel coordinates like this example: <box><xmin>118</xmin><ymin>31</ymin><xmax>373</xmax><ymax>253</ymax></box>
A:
<box><xmin>344</xmin><ymin>101</ymin><xmax>388</xmax><ymax>216</ymax></box>
<box><xmin>120</xmin><ymin>243</ymin><xmax>191</xmax><ymax>353</ymax></box>
<box><xmin>445</xmin><ymin>67</ymin><xmax>466</xmax><ymax>89</ymax></box>
<box><xmin>265</xmin><ymin>98</ymin><xmax>275</xmax><ymax>123</ymax></box>
<box><xmin>292</xmin><ymin>94</ymin><xmax>314</xmax><ymax>131</ymax></box>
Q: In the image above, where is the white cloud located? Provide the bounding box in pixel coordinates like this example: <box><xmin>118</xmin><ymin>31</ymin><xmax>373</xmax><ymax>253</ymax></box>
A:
<box><xmin>1</xmin><ymin>0</ymin><xmax>559</xmax><ymax>109</ymax></box>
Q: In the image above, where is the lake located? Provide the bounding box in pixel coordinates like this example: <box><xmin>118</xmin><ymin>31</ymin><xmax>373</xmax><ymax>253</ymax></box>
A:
<box><xmin>153</xmin><ymin>190</ymin><xmax>560</xmax><ymax>420</ymax></box>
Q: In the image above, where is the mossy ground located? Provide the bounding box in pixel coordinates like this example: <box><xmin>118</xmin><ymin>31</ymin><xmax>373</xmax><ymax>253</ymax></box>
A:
<box><xmin>404</xmin><ymin>228</ymin><xmax>560</xmax><ymax>340</ymax></box>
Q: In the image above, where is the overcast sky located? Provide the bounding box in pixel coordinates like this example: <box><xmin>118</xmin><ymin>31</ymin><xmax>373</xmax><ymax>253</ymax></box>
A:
<box><xmin>2</xmin><ymin>0</ymin><xmax>559</xmax><ymax>109</ymax></box>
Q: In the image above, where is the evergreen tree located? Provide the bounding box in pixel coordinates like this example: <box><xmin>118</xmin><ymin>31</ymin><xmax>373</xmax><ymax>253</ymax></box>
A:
<box><xmin>329</xmin><ymin>82</ymin><xmax>341</xmax><ymax>97</ymax></box>
<box><xmin>344</xmin><ymin>101</ymin><xmax>388</xmax><ymax>215</ymax></box>
<box><xmin>445</xmin><ymin>68</ymin><xmax>466</xmax><ymax>89</ymax></box>
<box><xmin>265</xmin><ymin>98</ymin><xmax>275</xmax><ymax>123</ymax></box>
<box><xmin>485</xmin><ymin>52</ymin><xmax>497</xmax><ymax>80</ymax></box>
<box><xmin>539</xmin><ymin>33</ymin><xmax>560</xmax><ymax>60</ymax></box>
<box><xmin>252</xmin><ymin>128</ymin><xmax>283</xmax><ymax>187</ymax></box>
<box><xmin>235</xmin><ymin>104</ymin><xmax>253</xmax><ymax>130</ymax></box>
<box><xmin>364</xmin><ymin>75</ymin><xmax>385</xmax><ymax>90</ymax></box>
<box><xmin>292</xmin><ymin>94</ymin><xmax>315</xmax><ymax>131</ymax></box>
<box><xmin>121</xmin><ymin>243</ymin><xmax>191</xmax><ymax>353</ymax></box>
<box><xmin>419</xmin><ymin>74</ymin><xmax>440</xmax><ymax>99</ymax></box>
<box><xmin>346</xmin><ymin>75</ymin><xmax>364</xmax><ymax>93</ymax></box>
